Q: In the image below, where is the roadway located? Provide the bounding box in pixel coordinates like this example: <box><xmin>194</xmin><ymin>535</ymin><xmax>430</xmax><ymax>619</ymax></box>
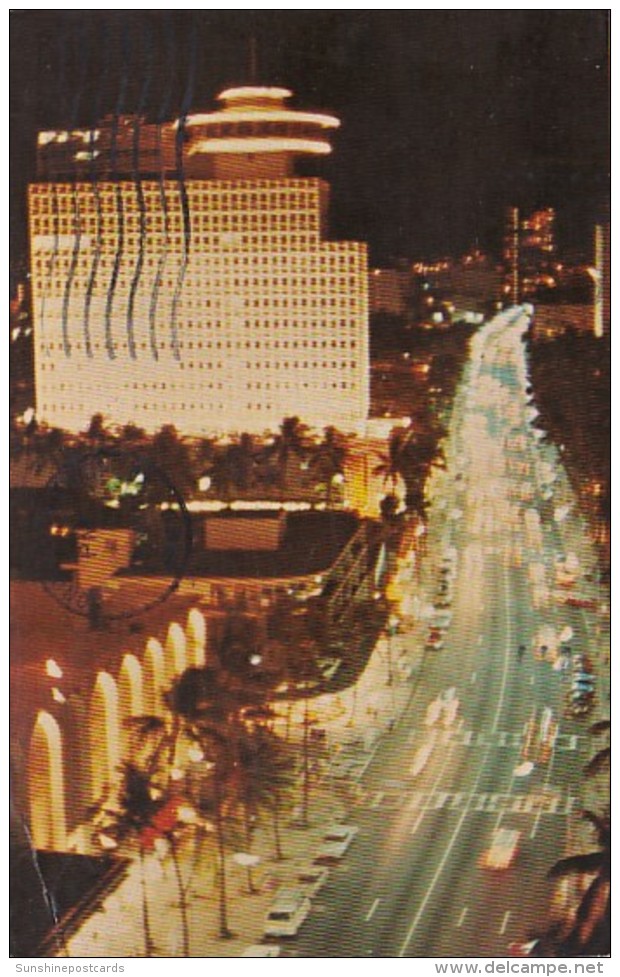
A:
<box><xmin>291</xmin><ymin>307</ymin><xmax>601</xmax><ymax>957</ymax></box>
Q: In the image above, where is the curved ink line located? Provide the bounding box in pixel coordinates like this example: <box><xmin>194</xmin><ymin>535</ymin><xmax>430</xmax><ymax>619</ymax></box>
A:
<box><xmin>60</xmin><ymin>191</ymin><xmax>79</xmax><ymax>357</ymax></box>
<box><xmin>82</xmin><ymin>21</ymin><xmax>111</xmax><ymax>359</ymax></box>
<box><xmin>83</xmin><ymin>154</ymin><xmax>101</xmax><ymax>360</ymax></box>
<box><xmin>126</xmin><ymin>21</ymin><xmax>155</xmax><ymax>361</ymax></box>
<box><xmin>170</xmin><ymin>23</ymin><xmax>197</xmax><ymax>362</ymax></box>
<box><xmin>148</xmin><ymin>18</ymin><xmax>176</xmax><ymax>361</ymax></box>
<box><xmin>104</xmin><ymin>186</ymin><xmax>124</xmax><ymax>361</ymax></box>
<box><xmin>103</xmin><ymin>29</ymin><xmax>130</xmax><ymax>360</ymax></box>
<box><xmin>38</xmin><ymin>186</ymin><xmax>60</xmax><ymax>360</ymax></box>
<box><xmin>148</xmin><ymin>127</ymin><xmax>170</xmax><ymax>362</ymax></box>
<box><xmin>60</xmin><ymin>19</ymin><xmax>90</xmax><ymax>360</ymax></box>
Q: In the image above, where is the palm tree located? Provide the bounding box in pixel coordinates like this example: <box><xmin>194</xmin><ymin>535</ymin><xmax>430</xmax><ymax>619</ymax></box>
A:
<box><xmin>227</xmin><ymin>433</ymin><xmax>258</xmax><ymax>493</ymax></box>
<box><xmin>309</xmin><ymin>426</ymin><xmax>347</xmax><ymax>506</ymax></box>
<box><xmin>373</xmin><ymin>427</ymin><xmax>409</xmax><ymax>493</ymax></box>
<box><xmin>118</xmin><ymin>422</ymin><xmax>147</xmax><ymax>446</ymax></box>
<box><xmin>84</xmin><ymin>412</ymin><xmax>109</xmax><ymax>444</ymax></box>
<box><xmin>94</xmin><ymin>763</ymin><xmax>161</xmax><ymax>957</ymax></box>
<box><xmin>97</xmin><ymin>716</ymin><xmax>192</xmax><ymax>957</ymax></box>
<box><xmin>150</xmin><ymin>424</ymin><xmax>193</xmax><ymax>497</ymax></box>
<box><xmin>165</xmin><ymin>666</ymin><xmax>263</xmax><ymax>938</ymax></box>
<box><xmin>203</xmin><ymin>449</ymin><xmax>235</xmax><ymax>502</ymax></box>
<box><xmin>236</xmin><ymin>725</ymin><xmax>297</xmax><ymax>863</ymax></box>
<box><xmin>545</xmin><ymin>809</ymin><xmax>610</xmax><ymax>955</ymax></box>
<box><xmin>268</xmin><ymin>416</ymin><xmax>310</xmax><ymax>489</ymax></box>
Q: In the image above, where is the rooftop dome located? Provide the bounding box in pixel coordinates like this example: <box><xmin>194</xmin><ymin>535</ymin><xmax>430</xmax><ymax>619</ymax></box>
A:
<box><xmin>184</xmin><ymin>85</ymin><xmax>340</xmax><ymax>157</ymax></box>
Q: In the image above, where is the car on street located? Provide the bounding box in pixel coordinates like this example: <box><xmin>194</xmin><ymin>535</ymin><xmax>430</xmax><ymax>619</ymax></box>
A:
<box><xmin>263</xmin><ymin>887</ymin><xmax>312</xmax><ymax>938</ymax></box>
<box><xmin>314</xmin><ymin>824</ymin><xmax>359</xmax><ymax>863</ymax></box>
<box><xmin>430</xmin><ymin>610</ymin><xmax>452</xmax><ymax>631</ymax></box>
<box><xmin>481</xmin><ymin>828</ymin><xmax>521</xmax><ymax>870</ymax></box>
<box><xmin>241</xmin><ymin>945</ymin><xmax>282</xmax><ymax>957</ymax></box>
<box><xmin>296</xmin><ymin>864</ymin><xmax>329</xmax><ymax>898</ymax></box>
<box><xmin>426</xmin><ymin>630</ymin><xmax>444</xmax><ymax>651</ymax></box>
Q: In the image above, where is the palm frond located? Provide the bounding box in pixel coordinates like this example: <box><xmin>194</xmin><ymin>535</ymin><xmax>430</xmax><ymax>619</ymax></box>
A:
<box><xmin>547</xmin><ymin>850</ymin><xmax>605</xmax><ymax>879</ymax></box>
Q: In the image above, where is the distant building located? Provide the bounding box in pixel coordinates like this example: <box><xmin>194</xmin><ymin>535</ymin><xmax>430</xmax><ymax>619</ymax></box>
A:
<box><xmin>29</xmin><ymin>86</ymin><xmax>369</xmax><ymax>436</ymax></box>
<box><xmin>502</xmin><ymin>206</ymin><xmax>557</xmax><ymax>302</ymax></box>
<box><xmin>66</xmin><ymin>510</ymin><xmax>386</xmax><ymax>640</ymax></box>
<box><xmin>369</xmin><ymin>268</ymin><xmax>411</xmax><ymax>317</ymax></box>
<box><xmin>593</xmin><ymin>223</ymin><xmax>610</xmax><ymax>338</ymax></box>
<box><xmin>423</xmin><ymin>251</ymin><xmax>502</xmax><ymax>315</ymax></box>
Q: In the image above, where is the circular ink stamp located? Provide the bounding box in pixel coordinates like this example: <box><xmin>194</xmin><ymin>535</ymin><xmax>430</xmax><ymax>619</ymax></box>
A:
<box><xmin>41</xmin><ymin>447</ymin><xmax>192</xmax><ymax>624</ymax></box>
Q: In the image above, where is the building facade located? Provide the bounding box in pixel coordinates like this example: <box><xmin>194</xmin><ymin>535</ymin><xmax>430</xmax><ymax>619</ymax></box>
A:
<box><xmin>29</xmin><ymin>86</ymin><xmax>369</xmax><ymax>436</ymax></box>
<box><xmin>369</xmin><ymin>267</ymin><xmax>411</xmax><ymax>317</ymax></box>
<box><xmin>502</xmin><ymin>206</ymin><xmax>557</xmax><ymax>302</ymax></box>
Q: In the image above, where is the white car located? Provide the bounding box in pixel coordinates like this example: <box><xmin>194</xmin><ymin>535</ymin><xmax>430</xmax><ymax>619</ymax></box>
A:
<box><xmin>430</xmin><ymin>610</ymin><xmax>452</xmax><ymax>631</ymax></box>
<box><xmin>481</xmin><ymin>828</ymin><xmax>521</xmax><ymax>870</ymax></box>
<box><xmin>263</xmin><ymin>887</ymin><xmax>312</xmax><ymax>938</ymax></box>
<box><xmin>241</xmin><ymin>945</ymin><xmax>282</xmax><ymax>957</ymax></box>
<box><xmin>296</xmin><ymin>864</ymin><xmax>329</xmax><ymax>898</ymax></box>
<box><xmin>314</xmin><ymin>824</ymin><xmax>359</xmax><ymax>863</ymax></box>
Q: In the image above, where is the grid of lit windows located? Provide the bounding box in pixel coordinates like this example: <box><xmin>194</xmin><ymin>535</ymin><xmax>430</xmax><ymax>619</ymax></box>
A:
<box><xmin>30</xmin><ymin>178</ymin><xmax>368</xmax><ymax>434</ymax></box>
<box><xmin>30</xmin><ymin>88</ymin><xmax>369</xmax><ymax>436</ymax></box>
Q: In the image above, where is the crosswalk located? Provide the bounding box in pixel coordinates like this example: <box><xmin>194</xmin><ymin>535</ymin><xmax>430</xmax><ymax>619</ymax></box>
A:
<box><xmin>410</xmin><ymin>728</ymin><xmax>581</xmax><ymax>752</ymax></box>
<box><xmin>366</xmin><ymin>787</ymin><xmax>578</xmax><ymax>817</ymax></box>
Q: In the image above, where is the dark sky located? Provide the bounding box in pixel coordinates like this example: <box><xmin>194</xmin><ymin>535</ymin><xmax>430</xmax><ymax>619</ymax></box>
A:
<box><xmin>10</xmin><ymin>9</ymin><xmax>609</xmax><ymax>265</ymax></box>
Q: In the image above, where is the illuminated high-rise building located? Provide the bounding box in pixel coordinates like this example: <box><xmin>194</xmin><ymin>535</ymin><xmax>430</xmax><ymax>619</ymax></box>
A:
<box><xmin>502</xmin><ymin>206</ymin><xmax>557</xmax><ymax>301</ymax></box>
<box><xmin>29</xmin><ymin>86</ymin><xmax>369</xmax><ymax>436</ymax></box>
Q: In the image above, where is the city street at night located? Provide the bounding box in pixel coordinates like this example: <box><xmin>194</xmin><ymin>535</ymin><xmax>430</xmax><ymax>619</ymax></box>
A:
<box><xmin>291</xmin><ymin>309</ymin><xmax>609</xmax><ymax>957</ymax></box>
<box><xmin>10</xmin><ymin>10</ymin><xmax>609</xmax><ymax>964</ymax></box>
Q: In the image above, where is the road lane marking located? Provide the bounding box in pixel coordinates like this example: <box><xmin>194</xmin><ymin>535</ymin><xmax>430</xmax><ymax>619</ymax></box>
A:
<box><xmin>365</xmin><ymin>898</ymin><xmax>380</xmax><ymax>922</ymax></box>
<box><xmin>370</xmin><ymin>791</ymin><xmax>384</xmax><ymax>809</ymax></box>
<box><xmin>500</xmin><ymin>911</ymin><xmax>511</xmax><ymax>935</ymax></box>
<box><xmin>400</xmin><ymin>531</ymin><xmax>536</xmax><ymax>955</ymax></box>
<box><xmin>399</xmin><ymin>743</ymin><xmax>495</xmax><ymax>956</ymax></box>
<box><xmin>491</xmin><ymin>563</ymin><xmax>513</xmax><ymax>734</ymax></box>
<box><xmin>456</xmin><ymin>907</ymin><xmax>469</xmax><ymax>928</ymax></box>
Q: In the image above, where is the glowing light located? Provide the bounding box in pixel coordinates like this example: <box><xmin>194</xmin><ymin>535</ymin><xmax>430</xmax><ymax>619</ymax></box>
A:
<box><xmin>198</xmin><ymin>475</ymin><xmax>212</xmax><ymax>492</ymax></box>
<box><xmin>218</xmin><ymin>86</ymin><xmax>293</xmax><ymax>102</ymax></box>
<box><xmin>153</xmin><ymin>837</ymin><xmax>169</xmax><ymax>857</ymax></box>
<box><xmin>177</xmin><ymin>805</ymin><xmax>197</xmax><ymax>823</ymax></box>
<box><xmin>98</xmin><ymin>832</ymin><xmax>118</xmax><ymax>850</ymax></box>
<box><xmin>166</xmin><ymin>622</ymin><xmax>187</xmax><ymax>678</ymax></box>
<box><xmin>28</xmin><ymin>711</ymin><xmax>67</xmax><ymax>850</ymax></box>
<box><xmin>233</xmin><ymin>852</ymin><xmax>261</xmax><ymax>867</ymax></box>
<box><xmin>51</xmin><ymin>688</ymin><xmax>66</xmax><ymax>704</ymax></box>
<box><xmin>186</xmin><ymin>608</ymin><xmax>206</xmax><ymax>667</ymax></box>
<box><xmin>186</xmin><ymin>109</ymin><xmax>339</xmax><ymax>129</ymax></box>
<box><xmin>189</xmin><ymin>137</ymin><xmax>333</xmax><ymax>155</ymax></box>
<box><xmin>45</xmin><ymin>659</ymin><xmax>63</xmax><ymax>679</ymax></box>
<box><xmin>188</xmin><ymin>746</ymin><xmax>204</xmax><ymax>763</ymax></box>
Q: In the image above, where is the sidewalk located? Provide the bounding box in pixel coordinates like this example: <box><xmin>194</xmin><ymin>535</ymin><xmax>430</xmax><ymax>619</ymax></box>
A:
<box><xmin>63</xmin><ymin>784</ymin><xmax>347</xmax><ymax>957</ymax></box>
<box><xmin>61</xmin><ymin>588</ymin><xmax>428</xmax><ymax>958</ymax></box>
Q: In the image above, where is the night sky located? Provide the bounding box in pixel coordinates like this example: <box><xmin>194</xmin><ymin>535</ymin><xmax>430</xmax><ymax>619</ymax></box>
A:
<box><xmin>10</xmin><ymin>10</ymin><xmax>609</xmax><ymax>266</ymax></box>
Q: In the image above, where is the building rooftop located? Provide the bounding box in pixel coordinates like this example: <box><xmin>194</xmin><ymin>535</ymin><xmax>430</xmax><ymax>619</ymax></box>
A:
<box><xmin>125</xmin><ymin>509</ymin><xmax>367</xmax><ymax>580</ymax></box>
